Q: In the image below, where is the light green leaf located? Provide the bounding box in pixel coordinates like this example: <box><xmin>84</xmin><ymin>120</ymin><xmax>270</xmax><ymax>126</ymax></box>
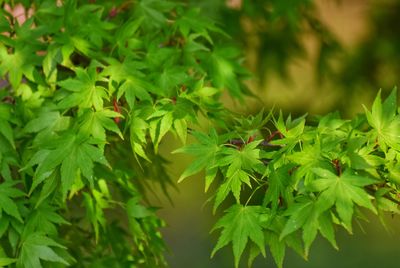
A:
<box><xmin>0</xmin><ymin>257</ymin><xmax>17</xmax><ymax>266</ymax></box>
<box><xmin>214</xmin><ymin>169</ymin><xmax>251</xmax><ymax>211</ymax></box>
<box><xmin>174</xmin><ymin>129</ymin><xmax>220</xmax><ymax>183</ymax></box>
<box><xmin>58</xmin><ymin>67</ymin><xmax>108</xmax><ymax>111</ymax></box>
<box><xmin>24</xmin><ymin>112</ymin><xmax>60</xmax><ymax>133</ymax></box>
<box><xmin>310</xmin><ymin>168</ymin><xmax>377</xmax><ymax>231</ymax></box>
<box><xmin>174</xmin><ymin>118</ymin><xmax>187</xmax><ymax>144</ymax></box>
<box><xmin>211</xmin><ymin>205</ymin><xmax>267</xmax><ymax>268</ymax></box>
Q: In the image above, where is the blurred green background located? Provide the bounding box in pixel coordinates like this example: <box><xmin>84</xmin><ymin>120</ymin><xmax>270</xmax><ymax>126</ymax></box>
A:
<box><xmin>152</xmin><ymin>0</ymin><xmax>400</xmax><ymax>267</ymax></box>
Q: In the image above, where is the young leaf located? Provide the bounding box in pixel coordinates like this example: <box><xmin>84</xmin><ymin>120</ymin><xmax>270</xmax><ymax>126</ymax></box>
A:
<box><xmin>174</xmin><ymin>129</ymin><xmax>220</xmax><ymax>185</ymax></box>
<box><xmin>211</xmin><ymin>205</ymin><xmax>267</xmax><ymax>268</ymax></box>
<box><xmin>58</xmin><ymin>67</ymin><xmax>108</xmax><ymax>111</ymax></box>
<box><xmin>310</xmin><ymin>168</ymin><xmax>377</xmax><ymax>231</ymax></box>
<box><xmin>364</xmin><ymin>88</ymin><xmax>400</xmax><ymax>151</ymax></box>
<box><xmin>78</xmin><ymin>109</ymin><xmax>123</xmax><ymax>141</ymax></box>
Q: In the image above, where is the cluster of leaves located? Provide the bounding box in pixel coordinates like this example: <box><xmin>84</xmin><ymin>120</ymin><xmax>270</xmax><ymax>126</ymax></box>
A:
<box><xmin>0</xmin><ymin>0</ymin><xmax>249</xmax><ymax>267</ymax></box>
<box><xmin>178</xmin><ymin>89</ymin><xmax>400</xmax><ymax>267</ymax></box>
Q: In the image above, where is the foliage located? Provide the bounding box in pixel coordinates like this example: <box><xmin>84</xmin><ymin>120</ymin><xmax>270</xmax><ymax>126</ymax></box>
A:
<box><xmin>0</xmin><ymin>0</ymin><xmax>399</xmax><ymax>268</ymax></box>
<box><xmin>178</xmin><ymin>90</ymin><xmax>400</xmax><ymax>267</ymax></box>
<box><xmin>178</xmin><ymin>89</ymin><xmax>400</xmax><ymax>267</ymax></box>
<box><xmin>0</xmin><ymin>0</ymin><xmax>245</xmax><ymax>266</ymax></box>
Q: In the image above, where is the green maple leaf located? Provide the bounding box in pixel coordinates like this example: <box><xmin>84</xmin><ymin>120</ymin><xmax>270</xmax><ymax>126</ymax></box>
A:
<box><xmin>174</xmin><ymin>8</ymin><xmax>224</xmax><ymax>43</ymax></box>
<box><xmin>135</xmin><ymin>0</ymin><xmax>176</xmax><ymax>27</ymax></box>
<box><xmin>263</xmin><ymin>164</ymin><xmax>296</xmax><ymax>210</ymax></box>
<box><xmin>82</xmin><ymin>190</ymin><xmax>110</xmax><ymax>243</ymax></box>
<box><xmin>103</xmin><ymin>58</ymin><xmax>154</xmax><ymax>108</ymax></box>
<box><xmin>272</xmin><ymin>112</ymin><xmax>306</xmax><ymax>147</ymax></box>
<box><xmin>118</xmin><ymin>78</ymin><xmax>153</xmax><ymax>108</ymax></box>
<box><xmin>155</xmin><ymin>66</ymin><xmax>189</xmax><ymax>97</ymax></box>
<box><xmin>148</xmin><ymin>110</ymin><xmax>174</xmax><ymax>152</ymax></box>
<box><xmin>129</xmin><ymin>112</ymin><xmax>150</xmax><ymax>161</ymax></box>
<box><xmin>280</xmin><ymin>197</ymin><xmax>337</xmax><ymax>256</ymax></box>
<box><xmin>24</xmin><ymin>111</ymin><xmax>64</xmax><ymax>134</ymax></box>
<box><xmin>113</xmin><ymin>18</ymin><xmax>143</xmax><ymax>56</ymax></box>
<box><xmin>24</xmin><ymin>202</ymin><xmax>69</xmax><ymax>236</ymax></box>
<box><xmin>211</xmin><ymin>205</ymin><xmax>267</xmax><ymax>268</ymax></box>
<box><xmin>0</xmin><ymin>44</ymin><xmax>37</xmax><ymax>89</ymax></box>
<box><xmin>78</xmin><ymin>108</ymin><xmax>123</xmax><ymax>141</ymax></box>
<box><xmin>287</xmin><ymin>141</ymin><xmax>327</xmax><ymax>185</ymax></box>
<box><xmin>364</xmin><ymin>88</ymin><xmax>400</xmax><ymax>151</ymax></box>
<box><xmin>17</xmin><ymin>233</ymin><xmax>69</xmax><ymax>268</ymax></box>
<box><xmin>174</xmin><ymin>129</ymin><xmax>220</xmax><ymax>190</ymax></box>
<box><xmin>213</xmin><ymin>141</ymin><xmax>262</xmax><ymax>210</ymax></box>
<box><xmin>0</xmin><ymin>181</ymin><xmax>24</xmax><ymax>223</ymax></box>
<box><xmin>252</xmin><ymin>214</ymin><xmax>304</xmax><ymax>268</ymax></box>
<box><xmin>220</xmin><ymin>140</ymin><xmax>263</xmax><ymax>172</ymax></box>
<box><xmin>214</xmin><ymin>169</ymin><xmax>251</xmax><ymax>212</ymax></box>
<box><xmin>310</xmin><ymin>168</ymin><xmax>377</xmax><ymax>231</ymax></box>
<box><xmin>74</xmin><ymin>5</ymin><xmax>115</xmax><ymax>49</ymax></box>
<box><xmin>25</xmin><ymin>133</ymin><xmax>109</xmax><ymax>198</ymax></box>
<box><xmin>23</xmin><ymin>110</ymin><xmax>72</xmax><ymax>147</ymax></box>
<box><xmin>57</xmin><ymin>66</ymin><xmax>108</xmax><ymax>111</ymax></box>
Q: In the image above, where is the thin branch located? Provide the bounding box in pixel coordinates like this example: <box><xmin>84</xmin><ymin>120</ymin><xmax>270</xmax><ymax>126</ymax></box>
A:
<box><xmin>365</xmin><ymin>186</ymin><xmax>400</xmax><ymax>206</ymax></box>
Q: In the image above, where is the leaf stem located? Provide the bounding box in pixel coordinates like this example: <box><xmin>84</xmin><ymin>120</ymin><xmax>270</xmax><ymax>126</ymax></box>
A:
<box><xmin>365</xmin><ymin>186</ymin><xmax>400</xmax><ymax>206</ymax></box>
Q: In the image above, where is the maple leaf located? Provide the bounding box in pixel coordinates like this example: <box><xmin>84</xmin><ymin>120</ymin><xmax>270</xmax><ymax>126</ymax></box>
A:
<box><xmin>214</xmin><ymin>169</ymin><xmax>251</xmax><ymax>212</ymax></box>
<box><xmin>17</xmin><ymin>233</ymin><xmax>70</xmax><ymax>268</ymax></box>
<box><xmin>364</xmin><ymin>88</ymin><xmax>400</xmax><ymax>151</ymax></box>
<box><xmin>309</xmin><ymin>168</ymin><xmax>377</xmax><ymax>231</ymax></box>
<box><xmin>0</xmin><ymin>44</ymin><xmax>38</xmax><ymax>89</ymax></box>
<box><xmin>0</xmin><ymin>181</ymin><xmax>24</xmax><ymax>223</ymax></box>
<box><xmin>78</xmin><ymin>108</ymin><xmax>123</xmax><ymax>141</ymax></box>
<box><xmin>57</xmin><ymin>66</ymin><xmax>108</xmax><ymax>111</ymax></box>
<box><xmin>174</xmin><ymin>129</ymin><xmax>220</xmax><ymax>189</ymax></box>
<box><xmin>212</xmin><ymin>141</ymin><xmax>263</xmax><ymax>210</ymax></box>
<box><xmin>211</xmin><ymin>205</ymin><xmax>267</xmax><ymax>268</ymax></box>
<box><xmin>24</xmin><ymin>132</ymin><xmax>109</xmax><ymax>199</ymax></box>
<box><xmin>24</xmin><ymin>202</ymin><xmax>69</xmax><ymax>236</ymax></box>
<box><xmin>103</xmin><ymin>58</ymin><xmax>154</xmax><ymax>108</ymax></box>
<box><xmin>263</xmin><ymin>164</ymin><xmax>296</xmax><ymax>210</ymax></box>
<box><xmin>129</xmin><ymin>114</ymin><xmax>150</xmax><ymax>161</ymax></box>
<box><xmin>280</xmin><ymin>197</ymin><xmax>338</xmax><ymax>256</ymax></box>
<box><xmin>174</xmin><ymin>8</ymin><xmax>223</xmax><ymax>43</ymax></box>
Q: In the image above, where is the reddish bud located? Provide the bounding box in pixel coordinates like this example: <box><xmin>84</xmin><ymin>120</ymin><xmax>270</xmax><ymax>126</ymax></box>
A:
<box><xmin>247</xmin><ymin>135</ymin><xmax>255</xmax><ymax>144</ymax></box>
<box><xmin>109</xmin><ymin>7</ymin><xmax>118</xmax><ymax>18</ymax></box>
<box><xmin>113</xmin><ymin>98</ymin><xmax>121</xmax><ymax>124</ymax></box>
